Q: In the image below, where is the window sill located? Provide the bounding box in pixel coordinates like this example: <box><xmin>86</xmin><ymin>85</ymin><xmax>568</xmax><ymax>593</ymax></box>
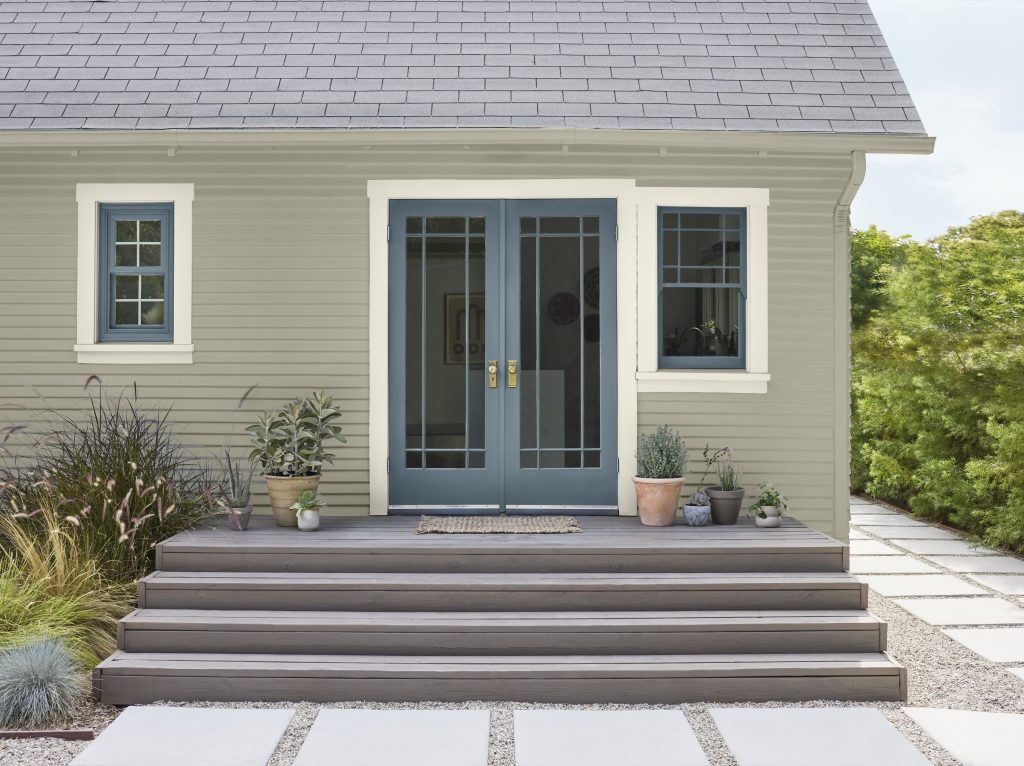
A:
<box><xmin>74</xmin><ymin>343</ymin><xmax>194</xmax><ymax>365</ymax></box>
<box><xmin>636</xmin><ymin>371</ymin><xmax>770</xmax><ymax>394</ymax></box>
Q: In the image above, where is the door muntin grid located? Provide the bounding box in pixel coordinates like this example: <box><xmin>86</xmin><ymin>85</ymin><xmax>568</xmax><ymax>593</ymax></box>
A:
<box><xmin>518</xmin><ymin>215</ymin><xmax>602</xmax><ymax>470</ymax></box>
<box><xmin>404</xmin><ymin>215</ymin><xmax>487</xmax><ymax>471</ymax></box>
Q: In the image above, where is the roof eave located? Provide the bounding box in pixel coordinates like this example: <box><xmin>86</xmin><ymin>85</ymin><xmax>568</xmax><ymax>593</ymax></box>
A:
<box><xmin>0</xmin><ymin>127</ymin><xmax>936</xmax><ymax>155</ymax></box>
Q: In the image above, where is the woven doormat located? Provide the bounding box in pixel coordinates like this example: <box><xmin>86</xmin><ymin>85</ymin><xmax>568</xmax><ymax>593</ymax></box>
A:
<box><xmin>415</xmin><ymin>515</ymin><xmax>583</xmax><ymax>534</ymax></box>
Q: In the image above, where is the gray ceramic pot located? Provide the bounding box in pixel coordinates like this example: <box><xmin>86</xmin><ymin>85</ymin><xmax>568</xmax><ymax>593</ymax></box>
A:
<box><xmin>226</xmin><ymin>504</ymin><xmax>252</xmax><ymax>531</ymax></box>
<box><xmin>706</xmin><ymin>486</ymin><xmax>745</xmax><ymax>525</ymax></box>
<box><xmin>682</xmin><ymin>505</ymin><xmax>712</xmax><ymax>527</ymax></box>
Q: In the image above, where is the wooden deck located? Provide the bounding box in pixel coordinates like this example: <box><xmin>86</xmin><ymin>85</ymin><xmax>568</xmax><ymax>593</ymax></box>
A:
<box><xmin>155</xmin><ymin>515</ymin><xmax>851</xmax><ymax>573</ymax></box>
<box><xmin>94</xmin><ymin>514</ymin><xmax>906</xmax><ymax>705</ymax></box>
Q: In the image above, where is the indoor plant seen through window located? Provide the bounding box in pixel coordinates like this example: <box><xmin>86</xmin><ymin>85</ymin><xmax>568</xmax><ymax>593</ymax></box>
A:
<box><xmin>247</xmin><ymin>392</ymin><xmax>345</xmax><ymax>527</ymax></box>
<box><xmin>633</xmin><ymin>425</ymin><xmax>687</xmax><ymax>527</ymax></box>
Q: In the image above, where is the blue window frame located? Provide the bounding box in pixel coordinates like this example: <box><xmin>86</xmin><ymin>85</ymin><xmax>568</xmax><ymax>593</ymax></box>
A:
<box><xmin>98</xmin><ymin>203</ymin><xmax>173</xmax><ymax>342</ymax></box>
<box><xmin>658</xmin><ymin>207</ymin><xmax>746</xmax><ymax>369</ymax></box>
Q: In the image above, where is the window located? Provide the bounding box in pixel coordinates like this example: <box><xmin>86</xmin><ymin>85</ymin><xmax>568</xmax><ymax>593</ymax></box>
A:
<box><xmin>98</xmin><ymin>204</ymin><xmax>173</xmax><ymax>342</ymax></box>
<box><xmin>636</xmin><ymin>187</ymin><xmax>769</xmax><ymax>393</ymax></box>
<box><xmin>75</xmin><ymin>183</ymin><xmax>194</xmax><ymax>364</ymax></box>
<box><xmin>658</xmin><ymin>208</ymin><xmax>745</xmax><ymax>369</ymax></box>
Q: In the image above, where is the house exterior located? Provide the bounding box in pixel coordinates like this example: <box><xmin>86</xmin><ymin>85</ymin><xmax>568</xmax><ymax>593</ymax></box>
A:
<box><xmin>0</xmin><ymin>0</ymin><xmax>932</xmax><ymax>540</ymax></box>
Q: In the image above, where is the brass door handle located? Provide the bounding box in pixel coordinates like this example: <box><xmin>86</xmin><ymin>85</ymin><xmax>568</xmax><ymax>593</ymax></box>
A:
<box><xmin>487</xmin><ymin>360</ymin><xmax>498</xmax><ymax>388</ymax></box>
<box><xmin>507</xmin><ymin>359</ymin><xmax>518</xmax><ymax>388</ymax></box>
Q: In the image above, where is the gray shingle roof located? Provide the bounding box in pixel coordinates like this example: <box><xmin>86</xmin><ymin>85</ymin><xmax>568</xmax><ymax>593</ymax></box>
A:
<box><xmin>0</xmin><ymin>0</ymin><xmax>925</xmax><ymax>134</ymax></box>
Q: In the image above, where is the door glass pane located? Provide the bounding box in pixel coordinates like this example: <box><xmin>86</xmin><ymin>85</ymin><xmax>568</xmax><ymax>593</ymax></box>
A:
<box><xmin>405</xmin><ymin>216</ymin><xmax>486</xmax><ymax>469</ymax></box>
<box><xmin>520</xmin><ymin>216</ymin><xmax>599</xmax><ymax>469</ymax></box>
<box><xmin>662</xmin><ymin>286</ymin><xmax>741</xmax><ymax>360</ymax></box>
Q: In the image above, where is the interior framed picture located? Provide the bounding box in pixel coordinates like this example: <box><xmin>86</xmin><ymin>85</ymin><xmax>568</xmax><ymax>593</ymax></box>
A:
<box><xmin>444</xmin><ymin>292</ymin><xmax>485</xmax><ymax>366</ymax></box>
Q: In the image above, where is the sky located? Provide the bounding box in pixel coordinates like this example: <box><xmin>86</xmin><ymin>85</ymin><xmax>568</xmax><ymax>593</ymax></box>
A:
<box><xmin>852</xmin><ymin>0</ymin><xmax>1024</xmax><ymax>240</ymax></box>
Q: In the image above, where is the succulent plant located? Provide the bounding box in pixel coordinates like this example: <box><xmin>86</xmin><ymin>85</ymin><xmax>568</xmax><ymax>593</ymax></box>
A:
<box><xmin>689</xmin><ymin>490</ymin><xmax>710</xmax><ymax>506</ymax></box>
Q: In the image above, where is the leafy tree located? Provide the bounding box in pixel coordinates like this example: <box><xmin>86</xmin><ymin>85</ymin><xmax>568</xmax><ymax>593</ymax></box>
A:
<box><xmin>851</xmin><ymin>211</ymin><xmax>1024</xmax><ymax>551</ymax></box>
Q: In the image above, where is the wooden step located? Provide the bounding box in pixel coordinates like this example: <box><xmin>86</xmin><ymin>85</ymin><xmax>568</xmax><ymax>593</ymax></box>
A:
<box><xmin>139</xmin><ymin>571</ymin><xmax>868</xmax><ymax>612</ymax></box>
<box><xmin>156</xmin><ymin>517</ymin><xmax>848</xmax><ymax>574</ymax></box>
<box><xmin>119</xmin><ymin>609</ymin><xmax>887</xmax><ymax>656</ymax></box>
<box><xmin>93</xmin><ymin>651</ymin><xmax>907</xmax><ymax>704</ymax></box>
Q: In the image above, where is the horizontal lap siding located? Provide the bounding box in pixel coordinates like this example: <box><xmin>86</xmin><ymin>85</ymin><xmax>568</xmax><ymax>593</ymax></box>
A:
<box><xmin>0</xmin><ymin>141</ymin><xmax>852</xmax><ymax>529</ymax></box>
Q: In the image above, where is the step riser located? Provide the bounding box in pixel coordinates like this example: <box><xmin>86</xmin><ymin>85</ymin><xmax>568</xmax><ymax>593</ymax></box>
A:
<box><xmin>121</xmin><ymin>628</ymin><xmax>885</xmax><ymax>656</ymax></box>
<box><xmin>140</xmin><ymin>587</ymin><xmax>866</xmax><ymax>612</ymax></box>
<box><xmin>96</xmin><ymin>673</ymin><xmax>906</xmax><ymax>705</ymax></box>
<box><xmin>158</xmin><ymin>551</ymin><xmax>846</xmax><ymax>574</ymax></box>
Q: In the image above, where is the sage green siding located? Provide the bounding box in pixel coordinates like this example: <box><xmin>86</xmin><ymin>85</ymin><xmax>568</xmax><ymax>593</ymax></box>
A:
<box><xmin>0</xmin><ymin>136</ymin><xmax>854</xmax><ymax>537</ymax></box>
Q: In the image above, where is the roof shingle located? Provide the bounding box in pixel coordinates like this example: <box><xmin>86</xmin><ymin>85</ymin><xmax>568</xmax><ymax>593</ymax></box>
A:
<box><xmin>0</xmin><ymin>0</ymin><xmax>925</xmax><ymax>134</ymax></box>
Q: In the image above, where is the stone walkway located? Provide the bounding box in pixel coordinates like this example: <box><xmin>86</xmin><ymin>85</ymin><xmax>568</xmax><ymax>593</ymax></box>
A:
<box><xmin>850</xmin><ymin>496</ymin><xmax>1024</xmax><ymax>668</ymax></box>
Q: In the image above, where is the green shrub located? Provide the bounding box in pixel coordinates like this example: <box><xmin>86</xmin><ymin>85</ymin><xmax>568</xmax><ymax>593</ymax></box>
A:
<box><xmin>0</xmin><ymin>639</ymin><xmax>85</xmax><ymax>729</ymax></box>
<box><xmin>636</xmin><ymin>426</ymin><xmax>687</xmax><ymax>479</ymax></box>
<box><xmin>0</xmin><ymin>391</ymin><xmax>215</xmax><ymax>582</ymax></box>
<box><xmin>851</xmin><ymin>211</ymin><xmax>1024</xmax><ymax>552</ymax></box>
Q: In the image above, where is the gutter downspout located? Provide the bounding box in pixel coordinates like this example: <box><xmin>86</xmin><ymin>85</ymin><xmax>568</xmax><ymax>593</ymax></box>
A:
<box><xmin>833</xmin><ymin>150</ymin><xmax>867</xmax><ymax>542</ymax></box>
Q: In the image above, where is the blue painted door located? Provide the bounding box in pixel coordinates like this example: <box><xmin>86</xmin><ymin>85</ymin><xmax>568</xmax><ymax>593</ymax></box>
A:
<box><xmin>388</xmin><ymin>199</ymin><xmax>617</xmax><ymax>514</ymax></box>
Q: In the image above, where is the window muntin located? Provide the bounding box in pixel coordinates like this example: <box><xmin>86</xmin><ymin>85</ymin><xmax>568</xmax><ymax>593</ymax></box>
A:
<box><xmin>98</xmin><ymin>203</ymin><xmax>173</xmax><ymax>342</ymax></box>
<box><xmin>658</xmin><ymin>208</ymin><xmax>746</xmax><ymax>369</ymax></box>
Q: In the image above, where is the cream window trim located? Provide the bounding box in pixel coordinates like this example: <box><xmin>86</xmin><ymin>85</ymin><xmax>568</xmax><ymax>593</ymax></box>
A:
<box><xmin>75</xmin><ymin>183</ymin><xmax>194</xmax><ymax>365</ymax></box>
<box><xmin>72</xmin><ymin>343</ymin><xmax>195</xmax><ymax>365</ymax></box>
<box><xmin>635</xmin><ymin>186</ymin><xmax>770</xmax><ymax>394</ymax></box>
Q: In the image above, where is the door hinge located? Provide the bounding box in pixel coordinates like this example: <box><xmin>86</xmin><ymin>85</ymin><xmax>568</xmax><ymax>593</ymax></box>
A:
<box><xmin>615</xmin><ymin>224</ymin><xmax>619</xmax><ymax>242</ymax></box>
<box><xmin>617</xmin><ymin>457</ymin><xmax>620</xmax><ymax>474</ymax></box>
<box><xmin>386</xmin><ymin>457</ymin><xmax>390</xmax><ymax>474</ymax></box>
<box><xmin>386</xmin><ymin>224</ymin><xmax>391</xmax><ymax>242</ymax></box>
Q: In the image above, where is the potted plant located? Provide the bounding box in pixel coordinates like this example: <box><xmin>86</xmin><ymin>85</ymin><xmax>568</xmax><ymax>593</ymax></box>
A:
<box><xmin>246</xmin><ymin>391</ymin><xmax>345</xmax><ymax>527</ymax></box>
<box><xmin>215</xmin><ymin>449</ymin><xmax>256</xmax><ymax>531</ymax></box>
<box><xmin>750</xmin><ymin>481</ymin><xmax>788</xmax><ymax>528</ymax></box>
<box><xmin>633</xmin><ymin>425</ymin><xmax>687</xmax><ymax>527</ymax></box>
<box><xmin>706</xmin><ymin>448</ymin><xmax>745</xmax><ymax>525</ymax></box>
<box><xmin>291</xmin><ymin>490</ymin><xmax>326</xmax><ymax>532</ymax></box>
<box><xmin>683</xmin><ymin>490</ymin><xmax>711</xmax><ymax>527</ymax></box>
<box><xmin>682</xmin><ymin>445</ymin><xmax>727</xmax><ymax>527</ymax></box>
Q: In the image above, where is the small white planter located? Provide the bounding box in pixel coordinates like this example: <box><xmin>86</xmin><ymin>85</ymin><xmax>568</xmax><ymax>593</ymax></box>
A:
<box><xmin>296</xmin><ymin>509</ymin><xmax>320</xmax><ymax>532</ymax></box>
<box><xmin>755</xmin><ymin>514</ymin><xmax>781</xmax><ymax>528</ymax></box>
<box><xmin>760</xmin><ymin>505</ymin><xmax>781</xmax><ymax>518</ymax></box>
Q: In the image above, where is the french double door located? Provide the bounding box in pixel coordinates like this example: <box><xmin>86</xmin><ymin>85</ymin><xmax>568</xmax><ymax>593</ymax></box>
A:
<box><xmin>387</xmin><ymin>199</ymin><xmax>617</xmax><ymax>514</ymax></box>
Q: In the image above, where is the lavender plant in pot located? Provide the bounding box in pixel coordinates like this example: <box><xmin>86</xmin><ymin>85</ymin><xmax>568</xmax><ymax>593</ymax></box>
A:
<box><xmin>706</xmin><ymin>448</ymin><xmax>745</xmax><ymax>525</ymax></box>
<box><xmin>633</xmin><ymin>425</ymin><xmax>686</xmax><ymax>527</ymax></box>
<box><xmin>247</xmin><ymin>391</ymin><xmax>345</xmax><ymax>527</ymax></box>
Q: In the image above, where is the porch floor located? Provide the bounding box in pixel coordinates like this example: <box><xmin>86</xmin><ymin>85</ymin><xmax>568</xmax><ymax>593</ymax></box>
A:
<box><xmin>95</xmin><ymin>514</ymin><xmax>906</xmax><ymax>705</ymax></box>
<box><xmin>155</xmin><ymin>515</ymin><xmax>850</xmax><ymax>574</ymax></box>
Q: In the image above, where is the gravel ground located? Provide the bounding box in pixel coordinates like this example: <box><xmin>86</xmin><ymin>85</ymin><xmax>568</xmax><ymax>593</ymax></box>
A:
<box><xmin>5</xmin><ymin>506</ymin><xmax>1024</xmax><ymax>766</ymax></box>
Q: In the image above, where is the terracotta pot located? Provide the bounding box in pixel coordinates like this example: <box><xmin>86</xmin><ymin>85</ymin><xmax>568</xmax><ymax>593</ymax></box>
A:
<box><xmin>225</xmin><ymin>504</ymin><xmax>253</xmax><ymax>531</ymax></box>
<box><xmin>706</xmin><ymin>486</ymin><xmax>745</xmax><ymax>525</ymax></box>
<box><xmin>265</xmin><ymin>474</ymin><xmax>321</xmax><ymax>527</ymax></box>
<box><xmin>633</xmin><ymin>477</ymin><xmax>684</xmax><ymax>527</ymax></box>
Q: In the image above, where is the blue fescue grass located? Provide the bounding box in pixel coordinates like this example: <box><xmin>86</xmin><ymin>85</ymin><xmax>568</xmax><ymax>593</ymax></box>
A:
<box><xmin>0</xmin><ymin>639</ymin><xmax>85</xmax><ymax>729</ymax></box>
